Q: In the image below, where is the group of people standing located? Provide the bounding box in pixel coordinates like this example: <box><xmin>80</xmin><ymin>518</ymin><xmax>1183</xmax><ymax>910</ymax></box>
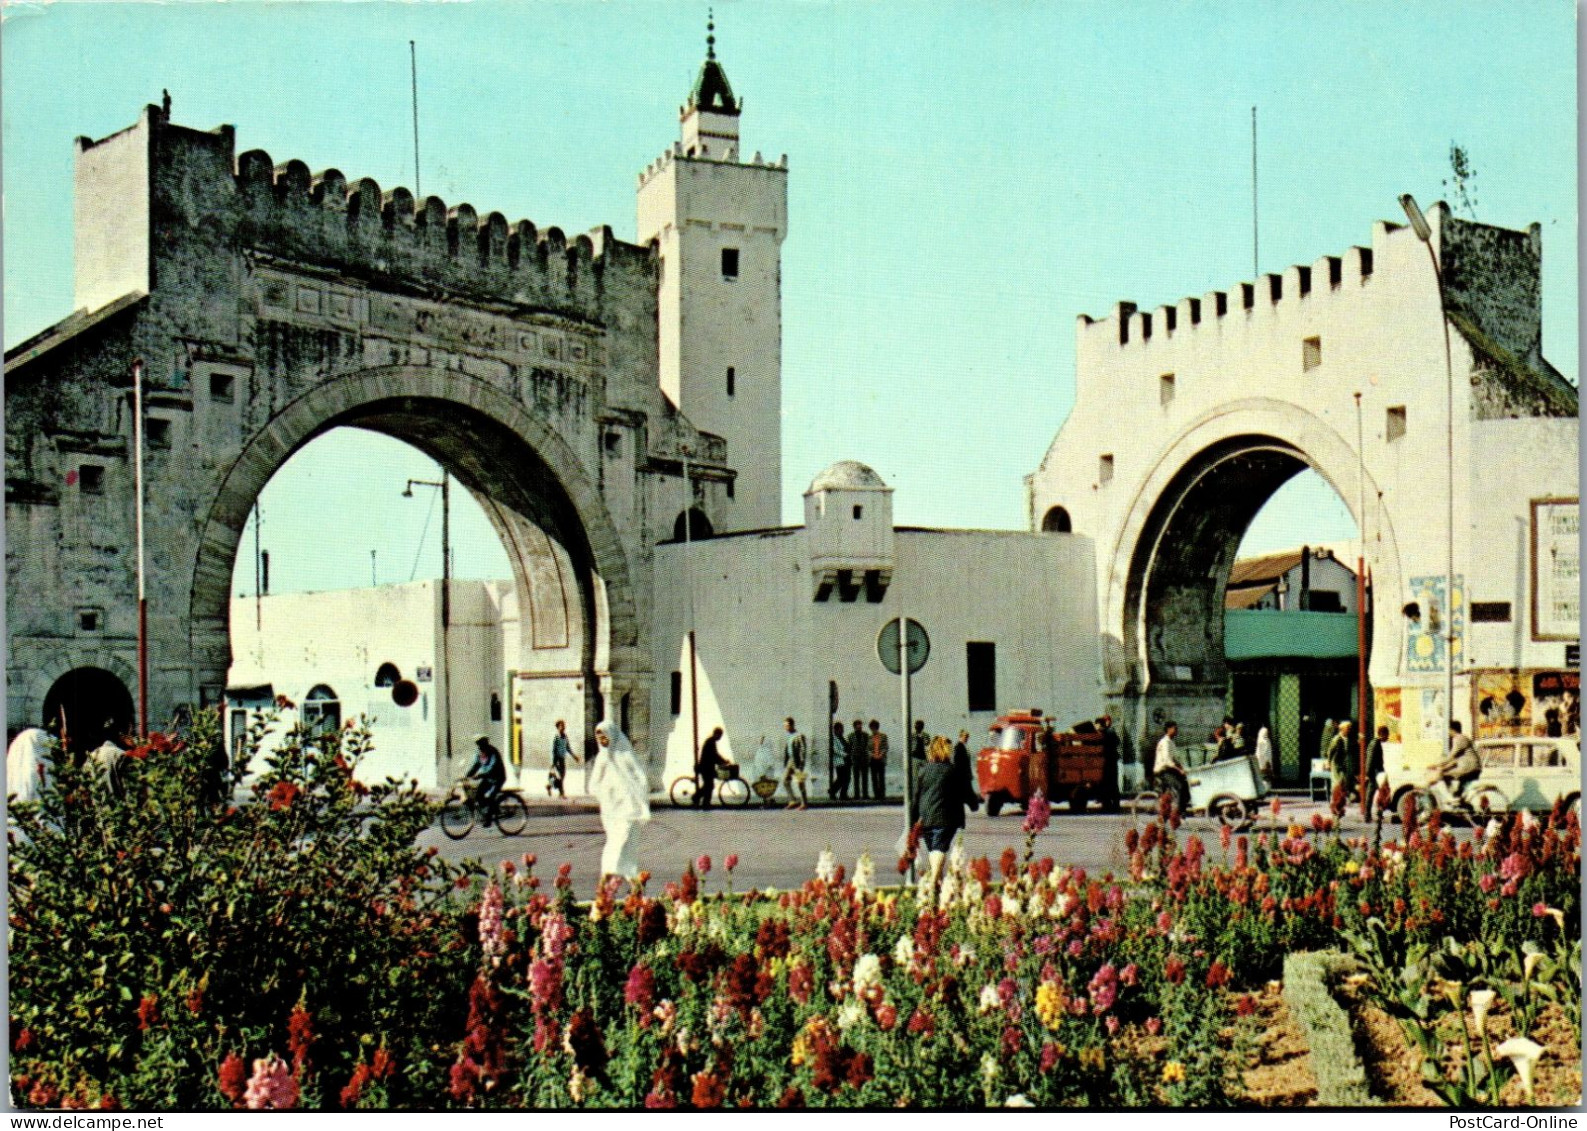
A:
<box><xmin>829</xmin><ymin>718</ymin><xmax>897</xmax><ymax>801</ymax></box>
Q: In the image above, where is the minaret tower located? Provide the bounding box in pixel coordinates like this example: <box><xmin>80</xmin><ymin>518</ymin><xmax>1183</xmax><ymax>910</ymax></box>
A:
<box><xmin>638</xmin><ymin>14</ymin><xmax>789</xmax><ymax>531</ymax></box>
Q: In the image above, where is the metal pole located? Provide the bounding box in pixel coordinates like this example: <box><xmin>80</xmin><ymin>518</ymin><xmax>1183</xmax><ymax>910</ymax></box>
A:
<box><xmin>1426</xmin><ymin>242</ymin><xmax>1458</xmax><ymax>751</ymax></box>
<box><xmin>370</xmin><ymin>548</ymin><xmax>377</xmax><ymax>588</ymax></box>
<box><xmin>683</xmin><ymin>452</ymin><xmax>699</xmax><ymax>772</ymax></box>
<box><xmin>440</xmin><ymin>472</ymin><xmax>452</xmax><ymax>773</ymax></box>
<box><xmin>253</xmin><ymin>502</ymin><xmax>263</xmax><ymax>632</ymax></box>
<box><xmin>410</xmin><ymin>41</ymin><xmax>421</xmax><ymax>200</ymax></box>
<box><xmin>1355</xmin><ymin>391</ymin><xmax>1369</xmax><ymax>818</ymax></box>
<box><xmin>1251</xmin><ymin>106</ymin><xmax>1259</xmax><ymax>278</ymax></box>
<box><xmin>900</xmin><ymin>616</ymin><xmax>914</xmax><ymax>882</ymax></box>
<box><xmin>133</xmin><ymin>358</ymin><xmax>148</xmax><ymax>739</ymax></box>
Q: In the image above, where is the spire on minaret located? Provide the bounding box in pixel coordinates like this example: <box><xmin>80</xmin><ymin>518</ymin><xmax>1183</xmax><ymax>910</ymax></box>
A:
<box><xmin>687</xmin><ymin>8</ymin><xmax>739</xmax><ymax>117</ymax></box>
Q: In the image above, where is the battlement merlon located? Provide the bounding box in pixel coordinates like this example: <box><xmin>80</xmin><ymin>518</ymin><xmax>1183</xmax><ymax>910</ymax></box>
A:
<box><xmin>1073</xmin><ymin>204</ymin><xmax>1566</xmax><ymax>402</ymax></box>
<box><xmin>637</xmin><ymin>146</ymin><xmax>789</xmax><ymax>191</ymax></box>
<box><xmin>73</xmin><ymin>105</ymin><xmax>656</xmax><ymax>325</ymax></box>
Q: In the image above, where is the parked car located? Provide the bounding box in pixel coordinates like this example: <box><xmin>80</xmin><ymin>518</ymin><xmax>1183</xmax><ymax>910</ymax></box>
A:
<box><xmin>1386</xmin><ymin>735</ymin><xmax>1580</xmax><ymax>818</ymax></box>
<box><xmin>976</xmin><ymin>711</ymin><xmax>1104</xmax><ymax>816</ymax></box>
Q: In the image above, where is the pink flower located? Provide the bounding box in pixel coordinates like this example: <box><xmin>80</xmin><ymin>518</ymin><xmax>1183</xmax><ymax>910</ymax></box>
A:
<box><xmin>1119</xmin><ymin>963</ymin><xmax>1139</xmax><ymax>987</ymax></box>
<box><xmin>1023</xmin><ymin>789</ymin><xmax>1051</xmax><ymax>836</ymax></box>
<box><xmin>696</xmin><ymin>854</ymin><xmax>712</xmax><ymax>876</ymax></box>
<box><xmin>876</xmin><ymin>1001</ymin><xmax>898</xmax><ymax>1031</ymax></box>
<box><xmin>624</xmin><ymin>964</ymin><xmax>656</xmax><ymax>1017</ymax></box>
<box><xmin>1088</xmin><ymin>963</ymin><xmax>1118</xmax><ymax>1013</ymax></box>
<box><xmin>479</xmin><ymin>882</ymin><xmax>506</xmax><ymax>960</ymax></box>
<box><xmin>541</xmin><ymin>912</ymin><xmax>574</xmax><ymax>961</ymax></box>
<box><xmin>724</xmin><ymin>854</ymin><xmax>739</xmax><ymax>873</ymax></box>
<box><xmin>243</xmin><ymin>1055</ymin><xmax>298</xmax><ymax>1111</ymax></box>
<box><xmin>1533</xmin><ymin>902</ymin><xmax>1551</xmax><ymax>918</ymax></box>
<box><xmin>1479</xmin><ymin>873</ymin><xmax>1498</xmax><ymax>893</ymax></box>
<box><xmin>1145</xmin><ymin>1017</ymin><xmax>1163</xmax><ymax>1036</ymax></box>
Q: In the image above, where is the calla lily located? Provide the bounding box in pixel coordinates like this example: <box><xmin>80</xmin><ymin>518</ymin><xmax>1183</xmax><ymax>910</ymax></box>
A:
<box><xmin>1524</xmin><ymin>951</ymin><xmax>1545</xmax><ymax>981</ymax></box>
<box><xmin>1469</xmin><ymin>989</ymin><xmax>1496</xmax><ymax>1032</ymax></box>
<box><xmin>1004</xmin><ymin>1094</ymin><xmax>1034</xmax><ymax>1107</ymax></box>
<box><xmin>1494</xmin><ymin>1036</ymin><xmax>1544</xmax><ymax>1100</ymax></box>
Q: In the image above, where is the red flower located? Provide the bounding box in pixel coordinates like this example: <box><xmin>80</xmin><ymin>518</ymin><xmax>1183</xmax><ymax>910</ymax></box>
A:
<box><xmin>906</xmin><ymin>1007</ymin><xmax>935</xmax><ymax>1039</ymax></box>
<box><xmin>566</xmin><ymin>1007</ymin><xmax>610</xmax><ymax>1081</ymax></box>
<box><xmin>875</xmin><ymin>1001</ymin><xmax>898</xmax><ymax>1031</ymax></box>
<box><xmin>218</xmin><ymin>1052</ymin><xmax>248</xmax><ymax>1105</ymax></box>
<box><xmin>847</xmin><ymin>1051</ymin><xmax>875</xmax><ymax>1088</ymax></box>
<box><xmin>13</xmin><ymin>1027</ymin><xmax>33</xmax><ymax>1052</ymax></box>
<box><xmin>136</xmin><ymin>994</ymin><xmax>159</xmax><ymax>1032</ymax></box>
<box><xmin>725</xmin><ymin>854</ymin><xmax>739</xmax><ymax>872</ymax></box>
<box><xmin>1164</xmin><ymin>954</ymin><xmax>1186</xmax><ymax>985</ymax></box>
<box><xmin>697</xmin><ymin>854</ymin><xmax>712</xmax><ymax>876</ymax></box>
<box><xmin>970</xmin><ymin>856</ymin><xmax>992</xmax><ymax>885</ymax></box>
<box><xmin>638</xmin><ymin>900</ymin><xmax>669</xmax><ymax>946</ymax></box>
<box><xmin>690</xmin><ymin>1069</ymin><xmax>726</xmax><ymax>1109</ymax></box>
<box><xmin>267</xmin><ymin>780</ymin><xmax>300</xmax><ymax>812</ymax></box>
<box><xmin>340</xmin><ymin>1063</ymin><xmax>372</xmax><ymax>1109</ymax></box>
<box><xmin>775</xmin><ymin>1086</ymin><xmax>806</xmax><ymax>1109</ymax></box>
<box><xmin>999</xmin><ymin>848</ymin><xmax>1018</xmax><ymax>880</ymax></box>
<box><xmin>287</xmin><ymin>1002</ymin><xmax>315</xmax><ymax>1071</ymax></box>
<box><xmin>1205</xmin><ymin>960</ymin><xmax>1231</xmax><ymax>989</ymax></box>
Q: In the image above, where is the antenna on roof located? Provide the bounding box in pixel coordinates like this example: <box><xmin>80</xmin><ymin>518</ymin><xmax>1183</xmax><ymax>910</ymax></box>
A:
<box><xmin>410</xmin><ymin>41</ymin><xmax>422</xmax><ymax>200</ymax></box>
<box><xmin>1251</xmin><ymin>106</ymin><xmax>1259</xmax><ymax>277</ymax></box>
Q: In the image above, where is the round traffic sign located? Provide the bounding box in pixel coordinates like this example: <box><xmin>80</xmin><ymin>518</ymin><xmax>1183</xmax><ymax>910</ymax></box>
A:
<box><xmin>878</xmin><ymin>618</ymin><xmax>930</xmax><ymax>675</ymax></box>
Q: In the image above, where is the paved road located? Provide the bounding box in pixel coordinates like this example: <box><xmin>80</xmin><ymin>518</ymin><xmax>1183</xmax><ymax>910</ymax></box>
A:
<box><xmin>417</xmin><ymin>793</ymin><xmax>1340</xmax><ymax>895</ymax></box>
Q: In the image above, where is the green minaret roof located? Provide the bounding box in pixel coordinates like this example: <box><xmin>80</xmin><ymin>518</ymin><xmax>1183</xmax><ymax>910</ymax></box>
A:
<box><xmin>687</xmin><ymin>12</ymin><xmax>740</xmax><ymax>116</ymax></box>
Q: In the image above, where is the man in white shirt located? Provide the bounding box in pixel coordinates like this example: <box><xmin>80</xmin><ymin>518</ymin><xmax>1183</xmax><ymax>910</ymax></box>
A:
<box><xmin>1154</xmin><ymin>721</ymin><xmax>1189</xmax><ymax>814</ymax></box>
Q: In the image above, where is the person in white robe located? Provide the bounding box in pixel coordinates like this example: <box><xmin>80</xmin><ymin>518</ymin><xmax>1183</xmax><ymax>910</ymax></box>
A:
<box><xmin>590</xmin><ymin>720</ymin><xmax>651</xmax><ymax>880</ymax></box>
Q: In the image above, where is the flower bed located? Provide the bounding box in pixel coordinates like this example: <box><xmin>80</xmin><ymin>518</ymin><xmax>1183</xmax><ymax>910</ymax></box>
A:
<box><xmin>8</xmin><ymin>715</ymin><xmax>1580</xmax><ymax>1109</ymax></box>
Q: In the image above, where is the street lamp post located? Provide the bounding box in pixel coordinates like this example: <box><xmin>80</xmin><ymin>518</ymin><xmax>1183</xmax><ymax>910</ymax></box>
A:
<box><xmin>1400</xmin><ymin>194</ymin><xmax>1458</xmax><ymax>753</ymax></box>
<box><xmin>404</xmin><ymin>473</ymin><xmax>452</xmax><ymax>772</ymax></box>
<box><xmin>132</xmin><ymin>358</ymin><xmax>148</xmax><ymax>739</ymax></box>
<box><xmin>1354</xmin><ymin>391</ymin><xmax>1369</xmax><ymax>819</ymax></box>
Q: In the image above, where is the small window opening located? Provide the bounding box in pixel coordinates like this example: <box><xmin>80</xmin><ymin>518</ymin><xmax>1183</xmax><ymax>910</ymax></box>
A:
<box><xmin>490</xmin><ymin>691</ymin><xmax>503</xmax><ymax>722</ymax></box>
<box><xmin>77</xmin><ymin>608</ymin><xmax>101</xmax><ymax>632</ymax></box>
<box><xmin>1302</xmin><ymin>337</ymin><xmax>1323</xmax><ymax>371</ymax></box>
<box><xmin>1471</xmin><ymin>602</ymin><xmax>1512</xmax><ymax>623</ymax></box>
<box><xmin>1099</xmin><ymin>454</ymin><xmax>1115</xmax><ymax>485</ymax></box>
<box><xmin>604</xmin><ymin>431</ymin><xmax>621</xmax><ymax>454</ymax></box>
<box><xmin>721</xmin><ymin>248</ymin><xmax>739</xmax><ymax>279</ymax></box>
<box><xmin>79</xmin><ymin>465</ymin><xmax>105</xmax><ymax>495</ymax></box>
<box><xmin>1159</xmin><ymin>372</ymin><xmax>1176</xmax><ymax>405</ymax></box>
<box><xmin>726</xmin><ymin>367</ymin><xmax>735</xmax><ymax>397</ymax></box>
<box><xmin>302</xmin><ymin>684</ymin><xmax>341</xmax><ymax>734</ymax></box>
<box><xmin>726</xmin><ymin>479</ymin><xmax>735</xmax><ymax>499</ymax></box>
<box><xmin>209</xmin><ymin>371</ymin><xmax>235</xmax><ymax>402</ymax></box>
<box><xmin>1386</xmin><ymin>405</ymin><xmax>1407</xmax><ymax>442</ymax></box>
<box><xmin>1041</xmin><ymin>506</ymin><xmax>1072</xmax><ymax>533</ymax></box>
<box><xmin>670</xmin><ymin>671</ymin><xmax>683</xmax><ymax>716</ymax></box>
<box><xmin>853</xmin><ymin>505</ymin><xmax>864</xmax><ymax>520</ymax></box>
<box><xmin>374</xmin><ymin>662</ymin><xmax>402</xmax><ymax>688</ymax></box>
<box><xmin>145</xmin><ymin>418</ymin><xmax>172</xmax><ymax>450</ymax></box>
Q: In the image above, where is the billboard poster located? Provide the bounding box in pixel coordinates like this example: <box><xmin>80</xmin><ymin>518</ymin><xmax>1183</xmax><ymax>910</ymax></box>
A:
<box><xmin>1405</xmin><ymin>575</ymin><xmax>1465</xmax><ymax>673</ymax></box>
<box><xmin>1531</xmin><ymin>670</ymin><xmax>1581</xmax><ymax>737</ymax></box>
<box><xmin>1373</xmin><ymin>686</ymin><xmax>1403</xmax><ymax>743</ymax></box>
<box><xmin>1532</xmin><ymin>498</ymin><xmax>1580</xmax><ymax>641</ymax></box>
<box><xmin>1473</xmin><ymin>670</ymin><xmax>1529</xmax><ymax>738</ymax></box>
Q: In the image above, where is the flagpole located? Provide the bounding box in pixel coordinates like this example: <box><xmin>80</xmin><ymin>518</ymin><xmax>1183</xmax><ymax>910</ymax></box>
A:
<box><xmin>133</xmin><ymin>357</ymin><xmax>148</xmax><ymax>739</ymax></box>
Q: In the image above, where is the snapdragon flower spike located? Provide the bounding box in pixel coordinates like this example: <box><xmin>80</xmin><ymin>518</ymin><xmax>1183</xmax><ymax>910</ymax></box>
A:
<box><xmin>1023</xmin><ymin>790</ymin><xmax>1051</xmax><ymax>837</ymax></box>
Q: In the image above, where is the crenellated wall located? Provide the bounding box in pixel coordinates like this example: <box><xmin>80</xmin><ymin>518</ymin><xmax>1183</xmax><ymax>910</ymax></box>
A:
<box><xmin>1030</xmin><ymin>204</ymin><xmax>1578</xmax><ymax>765</ymax></box>
<box><xmin>8</xmin><ymin>103</ymin><xmax>737</xmax><ymax>782</ymax></box>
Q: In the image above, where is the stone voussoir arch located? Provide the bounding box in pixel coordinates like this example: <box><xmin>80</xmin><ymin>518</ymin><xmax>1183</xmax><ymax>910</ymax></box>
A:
<box><xmin>1101</xmin><ymin>396</ymin><xmax>1404</xmax><ymax>695</ymax></box>
<box><xmin>186</xmin><ymin>364</ymin><xmax>642</xmax><ymax>696</ymax></box>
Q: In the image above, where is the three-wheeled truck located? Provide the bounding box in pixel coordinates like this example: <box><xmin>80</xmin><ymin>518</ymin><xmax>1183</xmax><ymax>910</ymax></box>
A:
<box><xmin>976</xmin><ymin>711</ymin><xmax>1106</xmax><ymax>816</ymax></box>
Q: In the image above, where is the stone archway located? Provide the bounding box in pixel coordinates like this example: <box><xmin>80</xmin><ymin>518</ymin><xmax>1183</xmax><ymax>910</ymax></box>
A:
<box><xmin>187</xmin><ymin>365</ymin><xmax>647</xmax><ymax>775</ymax></box>
<box><xmin>1092</xmin><ymin>399</ymin><xmax>1402</xmax><ymax>750</ymax></box>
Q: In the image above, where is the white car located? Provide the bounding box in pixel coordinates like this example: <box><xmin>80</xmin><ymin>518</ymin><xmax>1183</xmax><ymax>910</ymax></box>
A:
<box><xmin>1468</xmin><ymin>736</ymin><xmax>1580</xmax><ymax>813</ymax></box>
<box><xmin>1384</xmin><ymin>736</ymin><xmax>1581</xmax><ymax>818</ymax></box>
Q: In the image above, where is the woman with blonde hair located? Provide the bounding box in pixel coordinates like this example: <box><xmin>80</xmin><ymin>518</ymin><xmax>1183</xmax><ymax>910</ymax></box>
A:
<box><xmin>590</xmin><ymin>720</ymin><xmax>651</xmax><ymax>880</ymax></box>
<box><xmin>912</xmin><ymin>734</ymin><xmax>979</xmax><ymax>886</ymax></box>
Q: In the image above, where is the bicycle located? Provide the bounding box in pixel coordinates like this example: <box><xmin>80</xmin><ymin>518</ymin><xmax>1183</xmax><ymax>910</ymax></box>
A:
<box><xmin>439</xmin><ymin>780</ymin><xmax>528</xmax><ymax>839</ymax></box>
<box><xmin>670</xmin><ymin>763</ymin><xmax>750</xmax><ymax>807</ymax></box>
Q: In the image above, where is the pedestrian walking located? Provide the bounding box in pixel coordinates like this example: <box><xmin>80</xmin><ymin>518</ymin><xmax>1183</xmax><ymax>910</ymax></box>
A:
<box><xmin>868</xmin><ymin>719</ymin><xmax>890</xmax><ymax>800</ymax></box>
<box><xmin>694</xmin><ymin>726</ymin><xmax>726</xmax><ymax>809</ymax></box>
<box><xmin>1153</xmin><ymin>721</ymin><xmax>1189</xmax><ymax>814</ymax></box>
<box><xmin>953</xmin><ymin>729</ymin><xmax>983</xmax><ymax>809</ymax></box>
<box><xmin>465</xmin><ymin>733</ymin><xmax>507</xmax><ymax>827</ymax></box>
<box><xmin>1326</xmin><ymin>719</ymin><xmax>1356</xmax><ymax>804</ymax></box>
<box><xmin>547</xmin><ymin>719</ymin><xmax>576</xmax><ymax>798</ymax></box>
<box><xmin>6</xmin><ymin>727</ymin><xmax>54</xmax><ymax>804</ymax></box>
<box><xmin>591</xmin><ymin>720</ymin><xmax>650</xmax><ymax>880</ymax></box>
<box><xmin>830</xmin><ymin>721</ymin><xmax>850</xmax><ymax>800</ymax></box>
<box><xmin>1255</xmin><ymin>724</ymin><xmax>1274</xmax><ymax>782</ymax></box>
<box><xmin>1096</xmin><ymin>714</ymin><xmax>1122</xmax><ymax>812</ymax></box>
<box><xmin>1365</xmin><ymin>724</ymin><xmax>1388</xmax><ymax>819</ymax></box>
<box><xmin>779</xmin><ymin>717</ymin><xmax>809</xmax><ymax>809</ymax></box>
<box><xmin>912</xmin><ymin>735</ymin><xmax>980</xmax><ymax>890</ymax></box>
<box><xmin>847</xmin><ymin>720</ymin><xmax>870</xmax><ymax>801</ymax></box>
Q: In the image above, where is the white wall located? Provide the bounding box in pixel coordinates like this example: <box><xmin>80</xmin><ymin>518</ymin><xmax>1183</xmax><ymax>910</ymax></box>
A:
<box><xmin>649</xmin><ymin>526</ymin><xmax>1103</xmax><ymax>795</ymax></box>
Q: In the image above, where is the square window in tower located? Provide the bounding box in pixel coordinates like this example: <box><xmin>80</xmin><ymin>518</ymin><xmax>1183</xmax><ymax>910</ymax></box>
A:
<box><xmin>726</xmin><ymin>367</ymin><xmax>736</xmax><ymax>397</ymax></box>
<box><xmin>721</xmin><ymin>248</ymin><xmax>740</xmax><ymax>279</ymax></box>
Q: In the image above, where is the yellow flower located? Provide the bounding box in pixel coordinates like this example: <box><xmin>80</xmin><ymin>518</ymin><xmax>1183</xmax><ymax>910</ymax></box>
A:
<box><xmin>1034</xmin><ymin>981</ymin><xmax>1067</xmax><ymax>1031</ymax></box>
<box><xmin>1341</xmin><ymin>860</ymin><xmax>1360</xmax><ymax>875</ymax></box>
<box><xmin>1079</xmin><ymin>1046</ymin><xmax>1106</xmax><ymax>1072</ymax></box>
<box><xmin>1162</xmin><ymin>1061</ymin><xmax>1186</xmax><ymax>1084</ymax></box>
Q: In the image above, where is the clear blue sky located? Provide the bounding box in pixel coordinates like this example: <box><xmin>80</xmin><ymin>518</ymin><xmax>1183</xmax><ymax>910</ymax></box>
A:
<box><xmin>3</xmin><ymin>1</ymin><xmax>1575</xmax><ymax>594</ymax></box>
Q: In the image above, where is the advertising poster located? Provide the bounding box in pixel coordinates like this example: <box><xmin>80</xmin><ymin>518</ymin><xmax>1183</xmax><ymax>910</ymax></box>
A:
<box><xmin>1405</xmin><ymin>574</ymin><xmax>1465</xmax><ymax>673</ymax></box>
<box><xmin>1532</xmin><ymin>498</ymin><xmax>1580</xmax><ymax>640</ymax></box>
<box><xmin>1373</xmin><ymin>686</ymin><xmax>1402</xmax><ymax>743</ymax></box>
<box><xmin>1473</xmin><ymin>670</ymin><xmax>1529</xmax><ymax>738</ymax></box>
<box><xmin>1531</xmin><ymin>670</ymin><xmax>1581</xmax><ymax>737</ymax></box>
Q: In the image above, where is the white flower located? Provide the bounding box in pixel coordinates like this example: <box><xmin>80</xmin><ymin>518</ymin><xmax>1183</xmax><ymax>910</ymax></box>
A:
<box><xmin>1001</xmin><ymin>895</ymin><xmax>1022</xmax><ymax>917</ymax></box>
<box><xmin>1469</xmin><ymin>989</ymin><xmax>1496</xmax><ymax>1032</ymax></box>
<box><xmin>949</xmin><ymin>837</ymin><xmax>968</xmax><ymax>874</ymax></box>
<box><xmin>816</xmin><ymin>847</ymin><xmax>838</xmax><ymax>884</ymax></box>
<box><xmin>937</xmin><ymin>870</ymin><xmax>959</xmax><ymax>910</ymax></box>
<box><xmin>1520</xmin><ymin>809</ymin><xmax>1540</xmax><ymax>832</ymax></box>
<box><xmin>1026</xmin><ymin>892</ymin><xmax>1045</xmax><ymax>918</ymax></box>
<box><xmin>981</xmin><ymin>1054</ymin><xmax>1001</xmax><ymax>1082</ymax></box>
<box><xmin>1054</xmin><ymin>892</ymin><xmax>1078</xmax><ymax>919</ymax></box>
<box><xmin>837</xmin><ymin>998</ymin><xmax>866</xmax><ymax>1032</ymax></box>
<box><xmin>853</xmin><ymin>853</ymin><xmax>875</xmax><ymax>894</ymax></box>
<box><xmin>1524</xmin><ymin>951</ymin><xmax>1545</xmax><ymax>981</ymax></box>
<box><xmin>1494</xmin><ymin>1036</ymin><xmax>1545</xmax><ymax>1100</ymax></box>
<box><xmin>852</xmin><ymin>953</ymin><xmax>883</xmax><ymax>995</ymax></box>
<box><xmin>956</xmin><ymin>944</ymin><xmax>977</xmax><ymax>967</ymax></box>
<box><xmin>893</xmin><ymin>933</ymin><xmax>915</xmax><ymax>966</ymax></box>
<box><xmin>1004</xmin><ymin>1094</ymin><xmax>1034</xmax><ymax>1107</ymax></box>
<box><xmin>978</xmin><ymin>984</ymin><xmax>1002</xmax><ymax>1014</ymax></box>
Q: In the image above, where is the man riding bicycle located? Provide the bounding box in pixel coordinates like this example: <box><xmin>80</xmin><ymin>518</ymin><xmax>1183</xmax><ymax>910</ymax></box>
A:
<box><xmin>1154</xmin><ymin>720</ymin><xmax>1190</xmax><ymax>814</ymax></box>
<box><xmin>465</xmin><ymin>733</ymin><xmax>507</xmax><ymax>827</ymax></box>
